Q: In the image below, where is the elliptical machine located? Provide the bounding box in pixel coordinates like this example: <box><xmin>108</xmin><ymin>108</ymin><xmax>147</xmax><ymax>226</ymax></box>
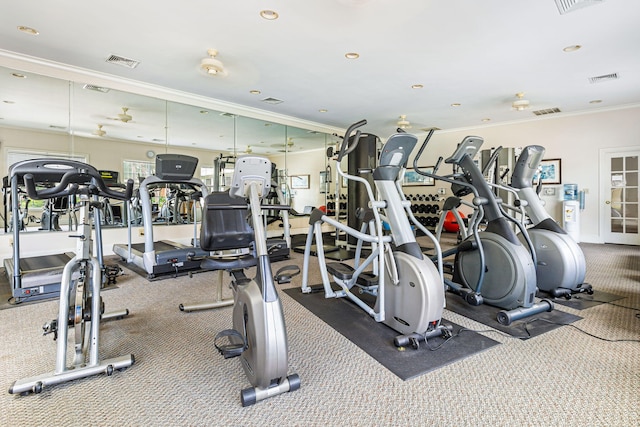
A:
<box><xmin>199</xmin><ymin>155</ymin><xmax>300</xmax><ymax>406</ymax></box>
<box><xmin>414</xmin><ymin>133</ymin><xmax>553</xmax><ymax>325</ymax></box>
<box><xmin>301</xmin><ymin>120</ymin><xmax>448</xmax><ymax>346</ymax></box>
<box><xmin>510</xmin><ymin>145</ymin><xmax>592</xmax><ymax>298</ymax></box>
<box><xmin>9</xmin><ymin>158</ymin><xmax>134</xmax><ymax>395</ymax></box>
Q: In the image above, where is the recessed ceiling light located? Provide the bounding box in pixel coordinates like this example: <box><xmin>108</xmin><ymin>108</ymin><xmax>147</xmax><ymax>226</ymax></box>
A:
<box><xmin>589</xmin><ymin>99</ymin><xmax>603</xmax><ymax>104</ymax></box>
<box><xmin>451</xmin><ymin>103</ymin><xmax>461</xmax><ymax>107</ymax></box>
<box><xmin>319</xmin><ymin>109</ymin><xmax>328</xmax><ymax>113</ymax></box>
<box><xmin>199</xmin><ymin>110</ymin><xmax>209</xmax><ymax>114</ymax></box>
<box><xmin>345</xmin><ymin>52</ymin><xmax>360</xmax><ymax>59</ymax></box>
<box><xmin>11</xmin><ymin>73</ymin><xmax>26</xmax><ymax>78</ymax></box>
<box><xmin>411</xmin><ymin>84</ymin><xmax>423</xmax><ymax>89</ymax></box>
<box><xmin>481</xmin><ymin>118</ymin><xmax>491</xmax><ymax>122</ymax></box>
<box><xmin>3</xmin><ymin>100</ymin><xmax>15</xmax><ymax>104</ymax></box>
<box><xmin>260</xmin><ymin>10</ymin><xmax>279</xmax><ymax>20</ymax></box>
<box><xmin>17</xmin><ymin>26</ymin><xmax>39</xmax><ymax>35</ymax></box>
<box><xmin>563</xmin><ymin>44</ymin><xmax>582</xmax><ymax>52</ymax></box>
<box><xmin>249</xmin><ymin>90</ymin><xmax>261</xmax><ymax>95</ymax></box>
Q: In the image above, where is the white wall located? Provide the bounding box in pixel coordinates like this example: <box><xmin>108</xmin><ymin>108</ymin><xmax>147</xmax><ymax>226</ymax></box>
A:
<box><xmin>407</xmin><ymin>105</ymin><xmax>640</xmax><ymax>244</ymax></box>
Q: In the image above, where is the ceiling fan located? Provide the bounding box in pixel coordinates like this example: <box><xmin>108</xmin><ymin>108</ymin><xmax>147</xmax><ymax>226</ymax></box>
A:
<box><xmin>92</xmin><ymin>124</ymin><xmax>106</xmax><ymax>137</ymax></box>
<box><xmin>397</xmin><ymin>115</ymin><xmax>411</xmax><ymax>129</ymax></box>
<box><xmin>110</xmin><ymin>107</ymin><xmax>133</xmax><ymax>123</ymax></box>
<box><xmin>270</xmin><ymin>137</ymin><xmax>295</xmax><ymax>150</ymax></box>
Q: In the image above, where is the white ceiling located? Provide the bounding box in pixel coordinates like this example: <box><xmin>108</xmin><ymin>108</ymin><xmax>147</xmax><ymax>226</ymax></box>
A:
<box><xmin>1</xmin><ymin>0</ymin><xmax>639</xmax><ymax>145</ymax></box>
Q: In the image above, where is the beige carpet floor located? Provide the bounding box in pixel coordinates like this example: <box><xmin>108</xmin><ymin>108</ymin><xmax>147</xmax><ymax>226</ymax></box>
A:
<box><xmin>0</xmin><ymin>240</ymin><xmax>638</xmax><ymax>426</ymax></box>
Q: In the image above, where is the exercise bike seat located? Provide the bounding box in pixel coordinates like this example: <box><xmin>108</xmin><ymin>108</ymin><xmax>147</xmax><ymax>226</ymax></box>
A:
<box><xmin>200</xmin><ymin>191</ymin><xmax>258</xmax><ymax>271</ymax></box>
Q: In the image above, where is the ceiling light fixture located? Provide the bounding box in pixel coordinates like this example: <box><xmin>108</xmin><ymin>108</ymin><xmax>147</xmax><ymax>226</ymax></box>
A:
<box><xmin>512</xmin><ymin>92</ymin><xmax>530</xmax><ymax>111</ymax></box>
<box><xmin>345</xmin><ymin>52</ymin><xmax>360</xmax><ymax>59</ymax></box>
<box><xmin>260</xmin><ymin>10</ymin><xmax>279</xmax><ymax>20</ymax></box>
<box><xmin>319</xmin><ymin>109</ymin><xmax>328</xmax><ymax>113</ymax></box>
<box><xmin>411</xmin><ymin>84</ymin><xmax>423</xmax><ymax>89</ymax></box>
<box><xmin>589</xmin><ymin>99</ymin><xmax>603</xmax><ymax>104</ymax></box>
<box><xmin>200</xmin><ymin>49</ymin><xmax>227</xmax><ymax>76</ymax></box>
<box><xmin>11</xmin><ymin>73</ymin><xmax>26</xmax><ymax>79</ymax></box>
<box><xmin>249</xmin><ymin>90</ymin><xmax>261</xmax><ymax>95</ymax></box>
<box><xmin>482</xmin><ymin>118</ymin><xmax>491</xmax><ymax>122</ymax></box>
<box><xmin>17</xmin><ymin>26</ymin><xmax>39</xmax><ymax>35</ymax></box>
<box><xmin>451</xmin><ymin>103</ymin><xmax>461</xmax><ymax>107</ymax></box>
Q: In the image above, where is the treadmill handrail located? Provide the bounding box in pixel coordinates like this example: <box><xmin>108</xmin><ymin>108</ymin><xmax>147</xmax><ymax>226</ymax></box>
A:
<box><xmin>138</xmin><ymin>175</ymin><xmax>210</xmax><ymax>264</ymax></box>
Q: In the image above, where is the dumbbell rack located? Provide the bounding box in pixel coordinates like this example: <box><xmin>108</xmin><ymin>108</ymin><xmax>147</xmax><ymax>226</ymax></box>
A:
<box><xmin>406</xmin><ymin>193</ymin><xmax>442</xmax><ymax>233</ymax></box>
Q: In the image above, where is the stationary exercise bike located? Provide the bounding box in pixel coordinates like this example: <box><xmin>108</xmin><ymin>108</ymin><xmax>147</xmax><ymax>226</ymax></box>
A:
<box><xmin>301</xmin><ymin>120</ymin><xmax>448</xmax><ymax>346</ymax></box>
<box><xmin>9</xmin><ymin>158</ymin><xmax>134</xmax><ymax>395</ymax></box>
<box><xmin>199</xmin><ymin>155</ymin><xmax>300</xmax><ymax>406</ymax></box>
<box><xmin>509</xmin><ymin>145</ymin><xmax>592</xmax><ymax>298</ymax></box>
<box><xmin>414</xmin><ymin>133</ymin><xmax>553</xmax><ymax>325</ymax></box>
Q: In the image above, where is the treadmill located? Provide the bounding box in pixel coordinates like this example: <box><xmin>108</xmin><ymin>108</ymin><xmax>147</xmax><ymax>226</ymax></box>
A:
<box><xmin>4</xmin><ymin>159</ymin><xmax>85</xmax><ymax>303</ymax></box>
<box><xmin>112</xmin><ymin>154</ymin><xmax>210</xmax><ymax>279</ymax></box>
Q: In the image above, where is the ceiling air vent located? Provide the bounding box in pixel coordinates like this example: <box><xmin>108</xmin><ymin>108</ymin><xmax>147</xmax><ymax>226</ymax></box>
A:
<box><xmin>554</xmin><ymin>0</ymin><xmax>605</xmax><ymax>15</ymax></box>
<box><xmin>533</xmin><ymin>107</ymin><xmax>562</xmax><ymax>116</ymax></box>
<box><xmin>105</xmin><ymin>54</ymin><xmax>140</xmax><ymax>69</ymax></box>
<box><xmin>261</xmin><ymin>97</ymin><xmax>284</xmax><ymax>105</ymax></box>
<box><xmin>82</xmin><ymin>84</ymin><xmax>110</xmax><ymax>93</ymax></box>
<box><xmin>588</xmin><ymin>72</ymin><xmax>618</xmax><ymax>84</ymax></box>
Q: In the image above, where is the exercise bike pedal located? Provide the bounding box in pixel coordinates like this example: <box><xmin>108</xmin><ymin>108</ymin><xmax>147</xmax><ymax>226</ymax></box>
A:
<box><xmin>274</xmin><ymin>265</ymin><xmax>301</xmax><ymax>285</ymax></box>
<box><xmin>214</xmin><ymin>329</ymin><xmax>246</xmax><ymax>359</ymax></box>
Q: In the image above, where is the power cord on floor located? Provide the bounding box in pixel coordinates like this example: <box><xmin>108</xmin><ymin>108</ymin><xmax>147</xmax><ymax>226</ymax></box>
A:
<box><xmin>522</xmin><ymin>317</ymin><xmax>640</xmax><ymax>343</ymax></box>
<box><xmin>418</xmin><ymin>314</ymin><xmax>640</xmax><ymax>351</ymax></box>
<box><xmin>571</xmin><ymin>294</ymin><xmax>640</xmax><ymax>313</ymax></box>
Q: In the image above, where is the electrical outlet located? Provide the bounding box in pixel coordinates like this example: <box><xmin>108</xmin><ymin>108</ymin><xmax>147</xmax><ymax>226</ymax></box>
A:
<box><xmin>438</xmin><ymin>187</ymin><xmax>446</xmax><ymax>195</ymax></box>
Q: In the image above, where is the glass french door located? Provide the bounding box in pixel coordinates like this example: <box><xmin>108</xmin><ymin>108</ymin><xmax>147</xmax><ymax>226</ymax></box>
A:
<box><xmin>601</xmin><ymin>149</ymin><xmax>639</xmax><ymax>245</ymax></box>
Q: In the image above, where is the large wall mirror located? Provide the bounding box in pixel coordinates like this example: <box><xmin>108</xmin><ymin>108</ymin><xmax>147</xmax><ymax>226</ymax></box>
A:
<box><xmin>0</xmin><ymin>64</ymin><xmax>336</xmax><ymax>235</ymax></box>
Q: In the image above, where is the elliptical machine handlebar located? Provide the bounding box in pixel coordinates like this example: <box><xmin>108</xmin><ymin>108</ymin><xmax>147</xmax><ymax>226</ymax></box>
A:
<box><xmin>24</xmin><ymin>167</ymin><xmax>134</xmax><ymax>202</ymax></box>
<box><xmin>336</xmin><ymin>119</ymin><xmax>367</xmax><ymax>162</ymax></box>
<box><xmin>413</xmin><ymin>130</ymin><xmax>483</xmax><ymax>200</ymax></box>
<box><xmin>480</xmin><ymin>145</ymin><xmax>503</xmax><ymax>177</ymax></box>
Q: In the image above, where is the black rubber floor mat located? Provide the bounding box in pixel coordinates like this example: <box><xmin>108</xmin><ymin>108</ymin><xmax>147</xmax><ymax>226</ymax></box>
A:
<box><xmin>444</xmin><ymin>293</ymin><xmax>583</xmax><ymax>339</ymax></box>
<box><xmin>548</xmin><ymin>290</ymin><xmax>624</xmax><ymax>310</ymax></box>
<box><xmin>283</xmin><ymin>287</ymin><xmax>500</xmax><ymax>381</ymax></box>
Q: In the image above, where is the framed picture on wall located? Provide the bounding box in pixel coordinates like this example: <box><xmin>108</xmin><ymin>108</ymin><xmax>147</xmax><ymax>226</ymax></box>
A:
<box><xmin>402</xmin><ymin>167</ymin><xmax>435</xmax><ymax>186</ymax></box>
<box><xmin>533</xmin><ymin>159</ymin><xmax>562</xmax><ymax>185</ymax></box>
<box><xmin>291</xmin><ymin>174</ymin><xmax>310</xmax><ymax>189</ymax></box>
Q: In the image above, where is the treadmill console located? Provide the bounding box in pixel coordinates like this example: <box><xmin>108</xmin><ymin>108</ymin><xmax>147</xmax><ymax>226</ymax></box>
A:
<box><xmin>155</xmin><ymin>154</ymin><xmax>198</xmax><ymax>181</ymax></box>
<box><xmin>99</xmin><ymin>170</ymin><xmax>119</xmax><ymax>185</ymax></box>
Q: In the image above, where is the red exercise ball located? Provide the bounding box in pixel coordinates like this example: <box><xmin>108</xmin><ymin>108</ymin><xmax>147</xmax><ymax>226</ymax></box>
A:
<box><xmin>443</xmin><ymin>210</ymin><xmax>465</xmax><ymax>232</ymax></box>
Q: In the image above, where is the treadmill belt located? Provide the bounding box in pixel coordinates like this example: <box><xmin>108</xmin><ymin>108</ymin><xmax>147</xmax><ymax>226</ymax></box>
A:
<box><xmin>20</xmin><ymin>253</ymin><xmax>74</xmax><ymax>271</ymax></box>
<box><xmin>128</xmin><ymin>241</ymin><xmax>179</xmax><ymax>252</ymax></box>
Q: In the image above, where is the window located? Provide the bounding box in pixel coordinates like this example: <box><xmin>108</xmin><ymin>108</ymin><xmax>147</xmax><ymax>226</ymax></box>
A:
<box><xmin>123</xmin><ymin>160</ymin><xmax>155</xmax><ymax>184</ymax></box>
<box><xmin>7</xmin><ymin>150</ymin><xmax>86</xmax><ymax>167</ymax></box>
